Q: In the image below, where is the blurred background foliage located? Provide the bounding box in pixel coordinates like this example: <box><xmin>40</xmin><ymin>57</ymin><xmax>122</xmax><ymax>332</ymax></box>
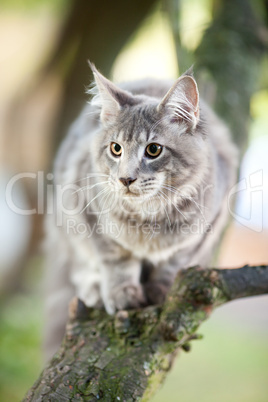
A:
<box><xmin>0</xmin><ymin>0</ymin><xmax>268</xmax><ymax>400</ymax></box>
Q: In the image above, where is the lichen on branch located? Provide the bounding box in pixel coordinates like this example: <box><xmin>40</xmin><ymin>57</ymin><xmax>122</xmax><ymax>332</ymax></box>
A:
<box><xmin>23</xmin><ymin>265</ymin><xmax>268</xmax><ymax>401</ymax></box>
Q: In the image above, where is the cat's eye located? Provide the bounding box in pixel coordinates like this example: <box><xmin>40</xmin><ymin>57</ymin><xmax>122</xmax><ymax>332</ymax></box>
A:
<box><xmin>145</xmin><ymin>143</ymin><xmax>163</xmax><ymax>158</ymax></box>
<box><xmin>110</xmin><ymin>142</ymin><xmax>122</xmax><ymax>156</ymax></box>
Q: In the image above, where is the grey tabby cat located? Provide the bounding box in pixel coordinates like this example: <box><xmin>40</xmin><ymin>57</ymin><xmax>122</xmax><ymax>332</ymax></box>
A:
<box><xmin>44</xmin><ymin>64</ymin><xmax>237</xmax><ymax>358</ymax></box>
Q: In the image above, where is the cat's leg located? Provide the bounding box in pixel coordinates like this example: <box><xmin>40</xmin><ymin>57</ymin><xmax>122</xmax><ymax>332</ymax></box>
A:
<box><xmin>99</xmin><ymin>243</ymin><xmax>145</xmax><ymax>314</ymax></box>
<box><xmin>44</xmin><ymin>217</ymin><xmax>102</xmax><ymax>359</ymax></box>
<box><xmin>143</xmin><ymin>257</ymin><xmax>180</xmax><ymax>305</ymax></box>
<box><xmin>44</xmin><ymin>269</ymin><xmax>74</xmax><ymax>360</ymax></box>
<box><xmin>101</xmin><ymin>259</ymin><xmax>145</xmax><ymax>314</ymax></box>
<box><xmin>44</xmin><ymin>238</ymin><xmax>75</xmax><ymax>360</ymax></box>
<box><xmin>70</xmin><ymin>262</ymin><xmax>102</xmax><ymax>309</ymax></box>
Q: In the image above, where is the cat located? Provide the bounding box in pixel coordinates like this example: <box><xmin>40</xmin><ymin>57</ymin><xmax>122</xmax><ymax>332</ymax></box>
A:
<box><xmin>44</xmin><ymin>63</ymin><xmax>238</xmax><ymax>358</ymax></box>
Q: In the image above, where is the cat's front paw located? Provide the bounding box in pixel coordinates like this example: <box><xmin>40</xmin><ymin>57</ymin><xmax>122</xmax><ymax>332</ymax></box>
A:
<box><xmin>104</xmin><ymin>283</ymin><xmax>146</xmax><ymax>315</ymax></box>
<box><xmin>144</xmin><ymin>281</ymin><xmax>170</xmax><ymax>305</ymax></box>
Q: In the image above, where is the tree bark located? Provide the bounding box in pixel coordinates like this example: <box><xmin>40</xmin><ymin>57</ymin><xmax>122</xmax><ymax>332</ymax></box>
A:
<box><xmin>23</xmin><ymin>265</ymin><xmax>268</xmax><ymax>401</ymax></box>
<box><xmin>166</xmin><ymin>0</ymin><xmax>268</xmax><ymax>152</ymax></box>
<box><xmin>194</xmin><ymin>0</ymin><xmax>267</xmax><ymax>153</ymax></box>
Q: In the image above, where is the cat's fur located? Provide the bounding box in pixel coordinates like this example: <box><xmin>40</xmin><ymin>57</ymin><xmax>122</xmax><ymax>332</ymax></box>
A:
<box><xmin>44</xmin><ymin>65</ymin><xmax>237</xmax><ymax>358</ymax></box>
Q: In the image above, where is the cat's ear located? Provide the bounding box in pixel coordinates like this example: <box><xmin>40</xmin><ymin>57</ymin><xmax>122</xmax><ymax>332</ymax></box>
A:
<box><xmin>158</xmin><ymin>74</ymin><xmax>199</xmax><ymax>129</ymax></box>
<box><xmin>89</xmin><ymin>62</ymin><xmax>135</xmax><ymax>126</ymax></box>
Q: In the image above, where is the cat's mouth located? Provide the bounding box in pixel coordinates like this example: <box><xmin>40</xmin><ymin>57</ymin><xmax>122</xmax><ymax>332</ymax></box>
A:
<box><xmin>118</xmin><ymin>184</ymin><xmax>158</xmax><ymax>202</ymax></box>
<box><xmin>121</xmin><ymin>189</ymin><xmax>156</xmax><ymax>204</ymax></box>
<box><xmin>123</xmin><ymin>189</ymin><xmax>140</xmax><ymax>197</ymax></box>
<box><xmin>120</xmin><ymin>187</ymin><xmax>146</xmax><ymax>202</ymax></box>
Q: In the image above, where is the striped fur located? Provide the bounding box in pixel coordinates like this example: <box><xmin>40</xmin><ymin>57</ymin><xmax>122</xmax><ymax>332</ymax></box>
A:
<box><xmin>44</xmin><ymin>66</ymin><xmax>238</xmax><ymax>359</ymax></box>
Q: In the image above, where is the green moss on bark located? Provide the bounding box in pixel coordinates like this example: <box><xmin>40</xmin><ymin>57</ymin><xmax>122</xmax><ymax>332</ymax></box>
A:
<box><xmin>24</xmin><ymin>265</ymin><xmax>268</xmax><ymax>401</ymax></box>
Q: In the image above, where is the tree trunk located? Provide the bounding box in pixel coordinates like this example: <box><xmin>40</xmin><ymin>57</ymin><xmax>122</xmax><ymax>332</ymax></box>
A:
<box><xmin>194</xmin><ymin>0</ymin><xmax>267</xmax><ymax>152</ymax></box>
<box><xmin>24</xmin><ymin>265</ymin><xmax>268</xmax><ymax>401</ymax></box>
<box><xmin>43</xmin><ymin>0</ymin><xmax>159</xmax><ymax>149</ymax></box>
<box><xmin>166</xmin><ymin>0</ymin><xmax>268</xmax><ymax>152</ymax></box>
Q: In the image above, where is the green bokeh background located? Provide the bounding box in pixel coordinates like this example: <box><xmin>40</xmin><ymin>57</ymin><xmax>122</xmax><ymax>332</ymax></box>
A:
<box><xmin>0</xmin><ymin>0</ymin><xmax>267</xmax><ymax>400</ymax></box>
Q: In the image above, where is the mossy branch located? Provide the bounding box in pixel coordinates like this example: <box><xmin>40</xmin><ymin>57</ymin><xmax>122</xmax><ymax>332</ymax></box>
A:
<box><xmin>24</xmin><ymin>265</ymin><xmax>268</xmax><ymax>401</ymax></box>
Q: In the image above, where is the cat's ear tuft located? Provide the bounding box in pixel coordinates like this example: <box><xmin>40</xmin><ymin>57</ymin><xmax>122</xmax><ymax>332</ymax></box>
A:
<box><xmin>182</xmin><ymin>65</ymin><xmax>194</xmax><ymax>78</ymax></box>
<box><xmin>88</xmin><ymin>62</ymin><xmax>136</xmax><ymax>126</ymax></box>
<box><xmin>88</xmin><ymin>62</ymin><xmax>120</xmax><ymax>126</ymax></box>
<box><xmin>158</xmin><ymin>75</ymin><xmax>199</xmax><ymax>129</ymax></box>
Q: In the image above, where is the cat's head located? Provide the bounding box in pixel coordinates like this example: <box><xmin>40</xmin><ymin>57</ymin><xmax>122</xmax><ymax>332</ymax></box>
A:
<box><xmin>89</xmin><ymin>63</ymin><xmax>208</xmax><ymax>213</ymax></box>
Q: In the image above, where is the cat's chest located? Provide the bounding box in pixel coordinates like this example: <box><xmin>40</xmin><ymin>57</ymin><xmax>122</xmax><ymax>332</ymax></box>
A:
<box><xmin>102</xmin><ymin>214</ymin><xmax>200</xmax><ymax>263</ymax></box>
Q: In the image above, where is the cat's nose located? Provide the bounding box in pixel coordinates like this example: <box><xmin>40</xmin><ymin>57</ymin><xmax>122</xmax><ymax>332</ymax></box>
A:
<box><xmin>119</xmin><ymin>177</ymin><xmax>137</xmax><ymax>188</ymax></box>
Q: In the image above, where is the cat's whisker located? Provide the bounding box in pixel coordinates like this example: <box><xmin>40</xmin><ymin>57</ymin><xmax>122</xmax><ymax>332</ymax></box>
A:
<box><xmin>199</xmin><ymin>176</ymin><xmax>211</xmax><ymax>187</ymax></box>
<box><xmin>161</xmin><ymin>183</ymin><xmax>192</xmax><ymax>197</ymax></box>
<box><xmin>162</xmin><ymin>184</ymin><xmax>208</xmax><ymax>225</ymax></box>
<box><xmin>152</xmin><ymin>197</ymin><xmax>160</xmax><ymax>236</ymax></box>
<box><xmin>161</xmin><ymin>185</ymin><xmax>191</xmax><ymax>202</ymax></box>
<box><xmin>158</xmin><ymin>189</ymin><xmax>187</xmax><ymax>221</ymax></box>
<box><xmin>144</xmin><ymin>197</ymin><xmax>154</xmax><ymax>239</ymax></box>
<box><xmin>179</xmin><ymin>193</ymin><xmax>208</xmax><ymax>210</ymax></box>
<box><xmin>163</xmin><ymin>186</ymin><xmax>208</xmax><ymax>224</ymax></box>
<box><xmin>162</xmin><ymin>184</ymin><xmax>208</xmax><ymax>210</ymax></box>
<box><xmin>80</xmin><ymin>187</ymin><xmax>110</xmax><ymax>214</ymax></box>
<box><xmin>171</xmin><ymin>188</ymin><xmax>209</xmax><ymax>221</ymax></box>
<box><xmin>180</xmin><ymin>193</ymin><xmax>208</xmax><ymax>210</ymax></box>
<box><xmin>70</xmin><ymin>173</ymin><xmax>110</xmax><ymax>186</ymax></box>
<box><xmin>149</xmin><ymin>196</ymin><xmax>158</xmax><ymax>236</ymax></box>
<box><xmin>72</xmin><ymin>180</ymin><xmax>110</xmax><ymax>195</ymax></box>
<box><xmin>84</xmin><ymin>110</ymin><xmax>100</xmax><ymax>116</ymax></box>
<box><xmin>157</xmin><ymin>194</ymin><xmax>171</xmax><ymax>228</ymax></box>
<box><xmin>96</xmin><ymin>189</ymin><xmax>113</xmax><ymax>225</ymax></box>
<box><xmin>185</xmin><ymin>196</ymin><xmax>209</xmax><ymax>225</ymax></box>
<box><xmin>164</xmin><ymin>185</ymin><xmax>209</xmax><ymax>224</ymax></box>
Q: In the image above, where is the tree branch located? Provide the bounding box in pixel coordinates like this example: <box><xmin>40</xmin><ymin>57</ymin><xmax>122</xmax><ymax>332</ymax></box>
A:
<box><xmin>24</xmin><ymin>265</ymin><xmax>268</xmax><ymax>401</ymax></box>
